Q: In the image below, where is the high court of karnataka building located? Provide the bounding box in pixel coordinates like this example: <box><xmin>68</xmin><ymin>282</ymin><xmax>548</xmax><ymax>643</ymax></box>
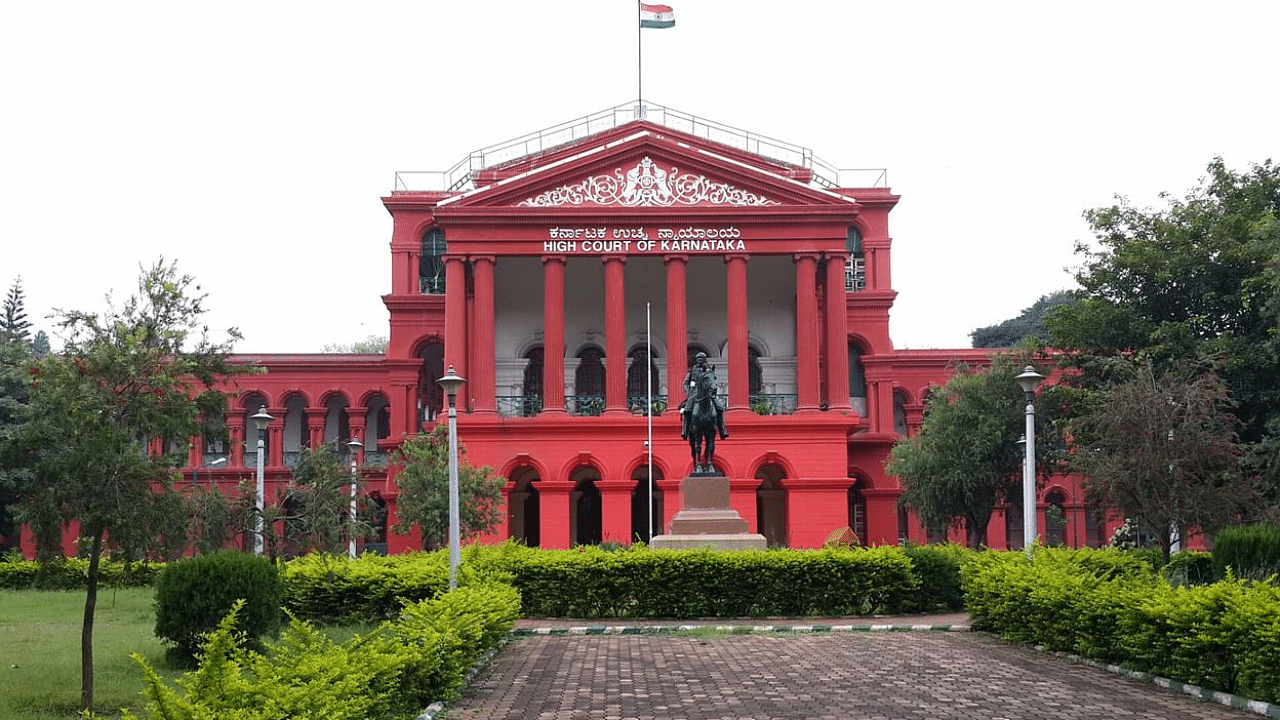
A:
<box><xmin>190</xmin><ymin>104</ymin><xmax>1104</xmax><ymax>553</ymax></box>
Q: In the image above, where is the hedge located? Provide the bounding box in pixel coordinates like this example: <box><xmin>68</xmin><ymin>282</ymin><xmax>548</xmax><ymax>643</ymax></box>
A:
<box><xmin>0</xmin><ymin>554</ymin><xmax>162</xmax><ymax>590</ymax></box>
<box><xmin>962</xmin><ymin>547</ymin><xmax>1280</xmax><ymax>704</ymax></box>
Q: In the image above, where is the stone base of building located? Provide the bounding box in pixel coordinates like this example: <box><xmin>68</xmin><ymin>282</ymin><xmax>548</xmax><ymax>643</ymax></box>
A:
<box><xmin>650</xmin><ymin>474</ymin><xmax>767</xmax><ymax>551</ymax></box>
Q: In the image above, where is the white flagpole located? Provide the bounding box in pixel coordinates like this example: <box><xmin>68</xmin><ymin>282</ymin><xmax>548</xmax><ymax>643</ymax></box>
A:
<box><xmin>647</xmin><ymin>301</ymin><xmax>654</xmax><ymax>541</ymax></box>
<box><xmin>637</xmin><ymin>0</ymin><xmax>643</xmax><ymax>104</ymax></box>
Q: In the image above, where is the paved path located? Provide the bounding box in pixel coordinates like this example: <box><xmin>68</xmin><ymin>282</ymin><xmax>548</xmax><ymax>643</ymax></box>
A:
<box><xmin>442</xmin><ymin>627</ymin><xmax>1260</xmax><ymax>720</ymax></box>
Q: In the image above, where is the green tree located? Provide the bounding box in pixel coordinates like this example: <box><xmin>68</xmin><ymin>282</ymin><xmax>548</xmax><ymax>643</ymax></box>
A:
<box><xmin>1</xmin><ymin>276</ymin><xmax>32</xmax><ymax>344</ymax></box>
<box><xmin>6</xmin><ymin>259</ymin><xmax>246</xmax><ymax>711</ymax></box>
<box><xmin>322</xmin><ymin>334</ymin><xmax>388</xmax><ymax>353</ymax></box>
<box><xmin>1047</xmin><ymin>158</ymin><xmax>1280</xmax><ymax>445</ymax></box>
<box><xmin>31</xmin><ymin>329</ymin><xmax>50</xmax><ymax>356</ymax></box>
<box><xmin>886</xmin><ymin>351</ymin><xmax>1056</xmax><ymax>548</ymax></box>
<box><xmin>391</xmin><ymin>423</ymin><xmax>506</xmax><ymax>550</ymax></box>
<box><xmin>0</xmin><ymin>337</ymin><xmax>30</xmax><ymax>553</ymax></box>
<box><xmin>276</xmin><ymin>445</ymin><xmax>376</xmax><ymax>556</ymax></box>
<box><xmin>970</xmin><ymin>290</ymin><xmax>1078</xmax><ymax>349</ymax></box>
<box><xmin>1071</xmin><ymin>360</ymin><xmax>1258</xmax><ymax>562</ymax></box>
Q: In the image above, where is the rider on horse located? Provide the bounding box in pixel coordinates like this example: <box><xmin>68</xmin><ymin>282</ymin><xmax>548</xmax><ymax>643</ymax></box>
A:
<box><xmin>679</xmin><ymin>352</ymin><xmax>729</xmax><ymax>441</ymax></box>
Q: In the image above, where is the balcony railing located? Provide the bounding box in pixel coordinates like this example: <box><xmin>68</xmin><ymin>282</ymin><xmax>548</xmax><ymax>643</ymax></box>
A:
<box><xmin>750</xmin><ymin>394</ymin><xmax>798</xmax><ymax>415</ymax></box>
<box><xmin>497</xmin><ymin>395</ymin><xmax>542</xmax><ymax>418</ymax></box>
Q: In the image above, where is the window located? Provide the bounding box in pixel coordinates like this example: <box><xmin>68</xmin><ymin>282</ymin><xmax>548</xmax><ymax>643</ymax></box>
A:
<box><xmin>845</xmin><ymin>227</ymin><xmax>866</xmax><ymax>291</ymax></box>
<box><xmin>420</xmin><ymin>229</ymin><xmax>447</xmax><ymax>294</ymax></box>
<box><xmin>626</xmin><ymin>346</ymin><xmax>659</xmax><ymax>409</ymax></box>
<box><xmin>573</xmin><ymin>347</ymin><xmax>605</xmax><ymax>414</ymax></box>
<box><xmin>522</xmin><ymin>347</ymin><xmax>544</xmax><ymax>416</ymax></box>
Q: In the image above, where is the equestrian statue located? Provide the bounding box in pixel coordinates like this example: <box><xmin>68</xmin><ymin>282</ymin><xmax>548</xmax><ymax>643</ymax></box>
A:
<box><xmin>678</xmin><ymin>352</ymin><xmax>729</xmax><ymax>474</ymax></box>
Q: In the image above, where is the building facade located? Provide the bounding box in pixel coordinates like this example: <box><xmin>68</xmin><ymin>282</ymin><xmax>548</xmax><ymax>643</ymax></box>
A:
<box><xmin>159</xmin><ymin>105</ymin><xmax>1109</xmax><ymax>554</ymax></box>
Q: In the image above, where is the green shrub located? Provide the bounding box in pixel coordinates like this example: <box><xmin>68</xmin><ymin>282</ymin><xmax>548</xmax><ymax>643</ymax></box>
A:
<box><xmin>124</xmin><ymin>583</ymin><xmax>521</xmax><ymax>720</ymax></box>
<box><xmin>1213</xmin><ymin>523</ymin><xmax>1280</xmax><ymax>582</ymax></box>
<box><xmin>283</xmin><ymin>551</ymin><xmax>451</xmax><ymax>623</ymax></box>
<box><xmin>0</xmin><ymin>554</ymin><xmax>162</xmax><ymax>590</ymax></box>
<box><xmin>901</xmin><ymin>544</ymin><xmax>966</xmax><ymax>612</ymax></box>
<box><xmin>1162</xmin><ymin>550</ymin><xmax>1216</xmax><ymax>586</ymax></box>
<box><xmin>153</xmin><ymin>550</ymin><xmax>283</xmax><ymax>663</ymax></box>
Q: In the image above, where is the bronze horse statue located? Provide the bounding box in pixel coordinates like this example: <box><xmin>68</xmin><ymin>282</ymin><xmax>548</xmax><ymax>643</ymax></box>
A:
<box><xmin>686</xmin><ymin>368</ymin><xmax>720</xmax><ymax>474</ymax></box>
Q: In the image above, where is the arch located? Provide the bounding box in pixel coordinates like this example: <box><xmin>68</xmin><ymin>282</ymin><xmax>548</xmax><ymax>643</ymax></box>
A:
<box><xmin>625</xmin><ymin>345</ymin><xmax>659</xmax><ymax>411</ymax></box>
<box><xmin>754</xmin><ymin>463</ymin><xmax>789</xmax><ymax>548</ymax></box>
<box><xmin>572</xmin><ymin>345</ymin><xmax>605</xmax><ymax>415</ymax></box>
<box><xmin>569</xmin><ymin>465</ymin><xmax>602</xmax><ymax>546</ymax></box>
<box><xmin>507</xmin><ymin>465</ymin><xmax>541</xmax><ymax>547</ymax></box>
<box><xmin>847</xmin><ymin>476</ymin><xmax>869</xmax><ymax>545</ymax></box>
<box><xmin>322</xmin><ymin>394</ymin><xmax>351</xmax><ymax>451</ymax></box>
<box><xmin>281</xmin><ymin>393</ymin><xmax>309</xmax><ymax>468</ymax></box>
<box><xmin>241</xmin><ymin>393</ymin><xmax>271</xmax><ymax>468</ymax></box>
<box><xmin>746</xmin><ymin>451</ymin><xmax>797</xmax><ymax>480</ymax></box>
<box><xmin>520</xmin><ymin>346</ymin><xmax>544</xmax><ymax>417</ymax></box>
<box><xmin>1044</xmin><ymin>489</ymin><xmax>1068</xmax><ymax>548</ymax></box>
<box><xmin>747</xmin><ymin>345</ymin><xmax>764</xmax><ymax>396</ymax></box>
<box><xmin>363</xmin><ymin>393</ymin><xmax>392</xmax><ymax>444</ymax></box>
<box><xmin>418</xmin><ymin>341</ymin><xmax>445</xmax><ymax>423</ymax></box>
<box><xmin>629</xmin><ymin>462</ymin><xmax>665</xmax><ymax>544</ymax></box>
<box><xmin>238</xmin><ymin>389</ymin><xmax>272</xmax><ymax>410</ymax></box>
<box><xmin>893</xmin><ymin>388</ymin><xmax>909</xmax><ymax>436</ymax></box>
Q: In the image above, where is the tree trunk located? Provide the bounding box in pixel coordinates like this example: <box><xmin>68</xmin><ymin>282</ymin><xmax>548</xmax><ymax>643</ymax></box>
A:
<box><xmin>80</xmin><ymin>529</ymin><xmax>103</xmax><ymax>713</ymax></box>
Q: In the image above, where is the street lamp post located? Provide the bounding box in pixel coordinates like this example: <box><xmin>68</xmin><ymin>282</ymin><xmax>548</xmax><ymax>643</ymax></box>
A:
<box><xmin>437</xmin><ymin>365</ymin><xmax>466</xmax><ymax>589</ymax></box>
<box><xmin>250</xmin><ymin>407</ymin><xmax>273</xmax><ymax>556</ymax></box>
<box><xmin>1015</xmin><ymin>366</ymin><xmax>1044</xmax><ymax>557</ymax></box>
<box><xmin>346</xmin><ymin>435</ymin><xmax>362</xmax><ymax>559</ymax></box>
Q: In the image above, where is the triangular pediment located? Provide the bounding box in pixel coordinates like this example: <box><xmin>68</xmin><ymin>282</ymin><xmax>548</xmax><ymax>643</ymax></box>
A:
<box><xmin>436</xmin><ymin>123</ymin><xmax>860</xmax><ymax>212</ymax></box>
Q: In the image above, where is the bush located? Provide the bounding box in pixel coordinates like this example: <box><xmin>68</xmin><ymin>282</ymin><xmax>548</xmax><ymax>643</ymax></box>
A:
<box><xmin>1162</xmin><ymin>550</ymin><xmax>1215</xmax><ymax>586</ymax></box>
<box><xmin>0</xmin><ymin>554</ymin><xmax>162</xmax><ymax>590</ymax></box>
<box><xmin>124</xmin><ymin>583</ymin><xmax>521</xmax><ymax>720</ymax></box>
<box><xmin>153</xmin><ymin>550</ymin><xmax>283</xmax><ymax>663</ymax></box>
<box><xmin>283</xmin><ymin>551</ymin><xmax>451</xmax><ymax>623</ymax></box>
<box><xmin>901</xmin><ymin>544</ymin><xmax>966</xmax><ymax>612</ymax></box>
<box><xmin>1213</xmin><ymin>523</ymin><xmax>1280</xmax><ymax>582</ymax></box>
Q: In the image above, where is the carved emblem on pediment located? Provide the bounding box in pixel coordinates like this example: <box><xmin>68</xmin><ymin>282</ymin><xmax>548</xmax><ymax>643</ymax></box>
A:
<box><xmin>517</xmin><ymin>156</ymin><xmax>779</xmax><ymax>207</ymax></box>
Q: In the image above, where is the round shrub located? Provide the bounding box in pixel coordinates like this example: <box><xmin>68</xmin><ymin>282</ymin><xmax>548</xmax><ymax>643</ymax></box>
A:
<box><xmin>154</xmin><ymin>550</ymin><xmax>283</xmax><ymax>663</ymax></box>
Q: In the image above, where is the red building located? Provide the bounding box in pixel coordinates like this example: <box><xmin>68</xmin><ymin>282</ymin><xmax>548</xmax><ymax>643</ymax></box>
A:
<box><xmin>178</xmin><ymin>104</ymin><xmax>1107</xmax><ymax>553</ymax></box>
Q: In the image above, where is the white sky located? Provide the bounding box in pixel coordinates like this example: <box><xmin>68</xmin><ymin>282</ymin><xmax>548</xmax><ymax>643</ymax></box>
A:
<box><xmin>3</xmin><ymin>1</ymin><xmax>1276</xmax><ymax>353</ymax></box>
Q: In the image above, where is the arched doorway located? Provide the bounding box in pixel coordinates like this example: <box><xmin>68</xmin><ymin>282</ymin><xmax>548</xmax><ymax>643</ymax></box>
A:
<box><xmin>570</xmin><ymin>467</ymin><xmax>602</xmax><ymax>546</ymax></box>
<box><xmin>573</xmin><ymin>347</ymin><xmax>605</xmax><ymax>416</ymax></box>
<box><xmin>418</xmin><ymin>342</ymin><xmax>444</xmax><ymax>423</ymax></box>
<box><xmin>507</xmin><ymin>468</ymin><xmax>541</xmax><ymax>547</ymax></box>
<box><xmin>847</xmin><ymin>479</ymin><xmax>868</xmax><ymax>545</ymax></box>
<box><xmin>755</xmin><ymin>464</ymin><xmax>788</xmax><ymax>548</ymax></box>
<box><xmin>630</xmin><ymin>464</ymin><xmax>665</xmax><ymax>543</ymax></box>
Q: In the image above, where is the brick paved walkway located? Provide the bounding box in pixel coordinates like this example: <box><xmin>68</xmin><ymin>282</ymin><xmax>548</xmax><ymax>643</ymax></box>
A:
<box><xmin>442</xmin><ymin>631</ymin><xmax>1258</xmax><ymax>720</ymax></box>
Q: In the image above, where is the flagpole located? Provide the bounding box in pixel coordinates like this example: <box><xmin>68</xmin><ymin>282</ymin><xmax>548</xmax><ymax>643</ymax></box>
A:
<box><xmin>637</xmin><ymin>0</ymin><xmax>643</xmax><ymax>105</ymax></box>
<box><xmin>646</xmin><ymin>301</ymin><xmax>654</xmax><ymax>541</ymax></box>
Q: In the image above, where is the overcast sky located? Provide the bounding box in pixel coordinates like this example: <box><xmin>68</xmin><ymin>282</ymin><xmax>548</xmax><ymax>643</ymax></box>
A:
<box><xmin>3</xmin><ymin>1</ymin><xmax>1276</xmax><ymax>353</ymax></box>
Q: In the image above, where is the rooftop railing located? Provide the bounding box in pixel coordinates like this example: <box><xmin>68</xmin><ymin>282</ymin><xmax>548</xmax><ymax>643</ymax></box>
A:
<box><xmin>394</xmin><ymin>100</ymin><xmax>887</xmax><ymax>193</ymax></box>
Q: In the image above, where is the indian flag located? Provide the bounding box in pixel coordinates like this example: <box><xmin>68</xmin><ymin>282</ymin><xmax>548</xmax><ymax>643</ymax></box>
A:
<box><xmin>640</xmin><ymin>3</ymin><xmax>675</xmax><ymax>29</ymax></box>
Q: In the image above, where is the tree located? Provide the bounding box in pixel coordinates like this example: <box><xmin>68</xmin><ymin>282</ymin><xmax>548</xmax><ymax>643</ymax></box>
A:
<box><xmin>275</xmin><ymin>445</ymin><xmax>376</xmax><ymax>556</ymax></box>
<box><xmin>970</xmin><ymin>291</ymin><xmax>1078</xmax><ymax>349</ymax></box>
<box><xmin>1</xmin><ymin>277</ymin><xmax>32</xmax><ymax>344</ymax></box>
<box><xmin>0</xmin><ymin>337</ymin><xmax>30</xmax><ymax>553</ymax></box>
<box><xmin>1071</xmin><ymin>360</ymin><xmax>1258</xmax><ymax>562</ymax></box>
<box><xmin>1047</xmin><ymin>158</ymin><xmax>1280</xmax><ymax>446</ymax></box>
<box><xmin>886</xmin><ymin>351</ymin><xmax>1057</xmax><ymax>548</ymax></box>
<box><xmin>391</xmin><ymin>423</ymin><xmax>506</xmax><ymax>550</ymax></box>
<box><xmin>6</xmin><ymin>259</ymin><xmax>246</xmax><ymax>711</ymax></box>
<box><xmin>31</xmin><ymin>330</ymin><xmax>50</xmax><ymax>356</ymax></box>
<box><xmin>322</xmin><ymin>334</ymin><xmax>387</xmax><ymax>353</ymax></box>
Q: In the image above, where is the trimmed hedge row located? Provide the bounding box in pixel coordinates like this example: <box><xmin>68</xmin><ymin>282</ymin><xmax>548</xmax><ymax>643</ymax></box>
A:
<box><xmin>0</xmin><ymin>554</ymin><xmax>162</xmax><ymax>590</ymax></box>
<box><xmin>282</xmin><ymin>551</ymin><xmax>454</xmax><ymax>623</ymax></box>
<box><xmin>123</xmin><ymin>582</ymin><xmax>521</xmax><ymax>720</ymax></box>
<box><xmin>963</xmin><ymin>547</ymin><xmax>1280</xmax><ymax>704</ymax></box>
<box><xmin>467</xmin><ymin>543</ymin><xmax>934</xmax><ymax>618</ymax></box>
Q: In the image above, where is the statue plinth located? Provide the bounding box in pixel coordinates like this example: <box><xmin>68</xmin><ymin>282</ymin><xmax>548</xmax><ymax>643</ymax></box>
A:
<box><xmin>650</xmin><ymin>475</ymin><xmax>767</xmax><ymax>550</ymax></box>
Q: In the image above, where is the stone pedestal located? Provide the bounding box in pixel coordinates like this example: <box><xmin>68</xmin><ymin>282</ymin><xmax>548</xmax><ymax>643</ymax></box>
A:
<box><xmin>650</xmin><ymin>474</ymin><xmax>767</xmax><ymax>550</ymax></box>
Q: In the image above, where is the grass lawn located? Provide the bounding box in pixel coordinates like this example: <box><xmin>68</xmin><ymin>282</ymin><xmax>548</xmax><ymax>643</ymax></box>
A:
<box><xmin>0</xmin><ymin>587</ymin><xmax>178</xmax><ymax>720</ymax></box>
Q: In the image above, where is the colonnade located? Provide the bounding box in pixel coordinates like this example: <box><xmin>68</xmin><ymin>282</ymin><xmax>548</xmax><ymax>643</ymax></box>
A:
<box><xmin>440</xmin><ymin>251</ymin><xmax>855</xmax><ymax>414</ymax></box>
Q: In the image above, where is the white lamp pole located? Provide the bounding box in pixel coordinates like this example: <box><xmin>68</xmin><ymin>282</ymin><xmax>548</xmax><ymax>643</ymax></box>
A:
<box><xmin>346</xmin><ymin>435</ymin><xmax>363</xmax><ymax>559</ymax></box>
<box><xmin>1015</xmin><ymin>366</ymin><xmax>1044</xmax><ymax>557</ymax></box>
<box><xmin>250</xmin><ymin>407</ymin><xmax>273</xmax><ymax>556</ymax></box>
<box><xmin>437</xmin><ymin>365</ymin><xmax>466</xmax><ymax>589</ymax></box>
